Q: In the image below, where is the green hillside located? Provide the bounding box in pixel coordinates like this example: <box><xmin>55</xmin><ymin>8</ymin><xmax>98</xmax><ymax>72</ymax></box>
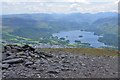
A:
<box><xmin>2</xmin><ymin>12</ymin><xmax>118</xmax><ymax>48</ymax></box>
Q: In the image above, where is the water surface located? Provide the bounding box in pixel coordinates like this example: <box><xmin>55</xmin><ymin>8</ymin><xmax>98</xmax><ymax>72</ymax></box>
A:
<box><xmin>53</xmin><ymin>30</ymin><xmax>106</xmax><ymax>48</ymax></box>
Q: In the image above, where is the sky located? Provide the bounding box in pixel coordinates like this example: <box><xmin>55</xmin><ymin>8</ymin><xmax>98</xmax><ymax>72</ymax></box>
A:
<box><xmin>0</xmin><ymin>0</ymin><xmax>119</xmax><ymax>14</ymax></box>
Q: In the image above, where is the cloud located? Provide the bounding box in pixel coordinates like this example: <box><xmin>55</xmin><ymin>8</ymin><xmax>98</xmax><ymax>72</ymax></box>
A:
<box><xmin>1</xmin><ymin>0</ymin><xmax>118</xmax><ymax>14</ymax></box>
<box><xmin>62</xmin><ymin>0</ymin><xmax>90</xmax><ymax>4</ymax></box>
<box><xmin>1</xmin><ymin>0</ymin><xmax>119</xmax><ymax>2</ymax></box>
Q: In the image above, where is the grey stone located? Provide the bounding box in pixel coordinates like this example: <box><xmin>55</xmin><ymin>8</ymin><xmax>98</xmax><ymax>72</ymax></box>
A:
<box><xmin>17</xmin><ymin>52</ymin><xmax>25</xmax><ymax>55</ymax></box>
<box><xmin>2</xmin><ymin>64</ymin><xmax>10</xmax><ymax>69</ymax></box>
<box><xmin>2</xmin><ymin>53</ymin><xmax>7</xmax><ymax>61</ymax></box>
<box><xmin>6</xmin><ymin>55</ymin><xmax>16</xmax><ymax>59</ymax></box>
<box><xmin>5</xmin><ymin>46</ymin><xmax>11</xmax><ymax>51</ymax></box>
<box><xmin>3</xmin><ymin>58</ymin><xmax>24</xmax><ymax>64</ymax></box>
<box><xmin>61</xmin><ymin>67</ymin><xmax>70</xmax><ymax>71</ymax></box>
<box><xmin>25</xmin><ymin>61</ymin><xmax>33</xmax><ymax>66</ymax></box>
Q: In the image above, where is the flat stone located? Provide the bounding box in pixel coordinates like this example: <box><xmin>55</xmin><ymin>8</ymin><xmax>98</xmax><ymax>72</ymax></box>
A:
<box><xmin>47</xmin><ymin>70</ymin><xmax>59</xmax><ymax>74</ymax></box>
<box><xmin>3</xmin><ymin>58</ymin><xmax>24</xmax><ymax>64</ymax></box>
<box><xmin>2</xmin><ymin>53</ymin><xmax>7</xmax><ymax>61</ymax></box>
<box><xmin>79</xmin><ymin>62</ymin><xmax>86</xmax><ymax>66</ymax></box>
<box><xmin>62</xmin><ymin>60</ymin><xmax>70</xmax><ymax>63</ymax></box>
<box><xmin>61</xmin><ymin>67</ymin><xmax>70</xmax><ymax>71</ymax></box>
<box><xmin>17</xmin><ymin>52</ymin><xmax>25</xmax><ymax>55</ymax></box>
<box><xmin>36</xmin><ymin>68</ymin><xmax>44</xmax><ymax>72</ymax></box>
<box><xmin>42</xmin><ymin>53</ymin><xmax>53</xmax><ymax>58</ymax></box>
<box><xmin>6</xmin><ymin>55</ymin><xmax>16</xmax><ymax>60</ymax></box>
<box><xmin>25</xmin><ymin>61</ymin><xmax>33</xmax><ymax>66</ymax></box>
<box><xmin>2</xmin><ymin>64</ymin><xmax>10</xmax><ymax>69</ymax></box>
<box><xmin>61</xmin><ymin>64</ymin><xmax>69</xmax><ymax>67</ymax></box>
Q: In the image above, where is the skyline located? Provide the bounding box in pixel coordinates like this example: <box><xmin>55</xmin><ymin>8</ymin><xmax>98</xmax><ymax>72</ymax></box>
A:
<box><xmin>1</xmin><ymin>0</ymin><xmax>119</xmax><ymax>14</ymax></box>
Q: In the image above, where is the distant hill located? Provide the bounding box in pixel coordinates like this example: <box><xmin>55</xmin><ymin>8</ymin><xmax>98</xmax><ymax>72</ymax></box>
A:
<box><xmin>2</xmin><ymin>12</ymin><xmax>118</xmax><ymax>47</ymax></box>
<box><xmin>88</xmin><ymin>16</ymin><xmax>118</xmax><ymax>47</ymax></box>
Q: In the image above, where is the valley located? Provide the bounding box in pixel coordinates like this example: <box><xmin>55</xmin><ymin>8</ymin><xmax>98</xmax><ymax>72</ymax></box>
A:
<box><xmin>1</xmin><ymin>12</ymin><xmax>119</xmax><ymax>49</ymax></box>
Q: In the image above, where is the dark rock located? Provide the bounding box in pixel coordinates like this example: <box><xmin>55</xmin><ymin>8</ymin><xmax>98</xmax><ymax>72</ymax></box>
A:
<box><xmin>53</xmin><ymin>60</ymin><xmax>59</xmax><ymax>63</ymax></box>
<box><xmin>43</xmin><ymin>53</ymin><xmax>53</xmax><ymax>58</ymax></box>
<box><xmin>36</xmin><ymin>68</ymin><xmax>44</xmax><ymax>72</ymax></box>
<box><xmin>28</xmin><ymin>64</ymin><xmax>38</xmax><ymax>69</ymax></box>
<box><xmin>60</xmin><ymin>54</ymin><xmax>66</xmax><ymax>58</ymax></box>
<box><xmin>11</xmin><ymin>49</ymin><xmax>20</xmax><ymax>53</ymax></box>
<box><xmin>14</xmin><ymin>46</ymin><xmax>23</xmax><ymax>52</ymax></box>
<box><xmin>4</xmin><ymin>46</ymin><xmax>11</xmax><ymax>51</ymax></box>
<box><xmin>2</xmin><ymin>52</ymin><xmax>13</xmax><ymax>61</ymax></box>
<box><xmin>38</xmin><ymin>52</ymin><xmax>52</xmax><ymax>58</ymax></box>
<box><xmin>5</xmin><ymin>51</ymin><xmax>12</xmax><ymax>56</ymax></box>
<box><xmin>39</xmin><ymin>54</ymin><xmax>46</xmax><ymax>59</ymax></box>
<box><xmin>6</xmin><ymin>55</ymin><xmax>16</xmax><ymax>60</ymax></box>
<box><xmin>72</xmin><ymin>68</ymin><xmax>77</xmax><ymax>71</ymax></box>
<box><xmin>2</xmin><ymin>64</ymin><xmax>10</xmax><ymax>69</ymax></box>
<box><xmin>62</xmin><ymin>60</ymin><xmax>70</xmax><ymax>63</ymax></box>
<box><xmin>3</xmin><ymin>58</ymin><xmax>24</xmax><ymax>64</ymax></box>
<box><xmin>29</xmin><ymin>53</ymin><xmax>36</xmax><ymax>57</ymax></box>
<box><xmin>47</xmin><ymin>70</ymin><xmax>59</xmax><ymax>74</ymax></box>
<box><xmin>61</xmin><ymin>64</ymin><xmax>69</xmax><ymax>67</ymax></box>
<box><xmin>4</xmin><ymin>45</ymin><xmax>22</xmax><ymax>53</ymax></box>
<box><xmin>22</xmin><ymin>45</ymin><xmax>35</xmax><ymax>52</ymax></box>
<box><xmin>105</xmin><ymin>69</ymin><xmax>109</xmax><ymax>72</ymax></box>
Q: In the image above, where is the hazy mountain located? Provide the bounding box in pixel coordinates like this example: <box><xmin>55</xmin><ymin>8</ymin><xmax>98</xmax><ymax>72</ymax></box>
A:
<box><xmin>2</xmin><ymin>12</ymin><xmax>118</xmax><ymax>47</ymax></box>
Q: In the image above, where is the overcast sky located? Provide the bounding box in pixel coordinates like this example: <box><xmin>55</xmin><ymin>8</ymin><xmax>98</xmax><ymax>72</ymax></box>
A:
<box><xmin>1</xmin><ymin>0</ymin><xmax>119</xmax><ymax>14</ymax></box>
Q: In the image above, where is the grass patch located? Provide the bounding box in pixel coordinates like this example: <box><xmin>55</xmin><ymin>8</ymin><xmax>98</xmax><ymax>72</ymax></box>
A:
<box><xmin>38</xmin><ymin>48</ymin><xmax>118</xmax><ymax>56</ymax></box>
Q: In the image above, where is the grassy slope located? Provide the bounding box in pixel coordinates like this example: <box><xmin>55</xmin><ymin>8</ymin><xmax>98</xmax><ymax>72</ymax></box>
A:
<box><xmin>39</xmin><ymin>48</ymin><xmax>118</xmax><ymax>56</ymax></box>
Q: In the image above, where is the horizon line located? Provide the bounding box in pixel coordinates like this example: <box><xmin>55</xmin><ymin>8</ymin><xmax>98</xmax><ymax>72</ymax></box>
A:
<box><xmin>1</xmin><ymin>12</ymin><xmax>118</xmax><ymax>15</ymax></box>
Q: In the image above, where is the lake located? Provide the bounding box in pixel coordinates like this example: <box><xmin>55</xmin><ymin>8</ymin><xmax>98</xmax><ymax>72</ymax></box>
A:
<box><xmin>52</xmin><ymin>30</ymin><xmax>107</xmax><ymax>48</ymax></box>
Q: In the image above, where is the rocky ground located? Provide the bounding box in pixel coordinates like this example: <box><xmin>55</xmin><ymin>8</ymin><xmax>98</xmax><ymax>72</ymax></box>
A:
<box><xmin>1</xmin><ymin>45</ymin><xmax>119</xmax><ymax>78</ymax></box>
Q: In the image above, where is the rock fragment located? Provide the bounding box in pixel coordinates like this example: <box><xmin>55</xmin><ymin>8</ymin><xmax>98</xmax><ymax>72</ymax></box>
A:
<box><xmin>3</xmin><ymin>58</ymin><xmax>24</xmax><ymax>64</ymax></box>
<box><xmin>2</xmin><ymin>64</ymin><xmax>10</xmax><ymax>69</ymax></box>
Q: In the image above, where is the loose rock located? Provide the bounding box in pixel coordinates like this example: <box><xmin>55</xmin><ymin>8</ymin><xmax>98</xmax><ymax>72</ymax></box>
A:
<box><xmin>3</xmin><ymin>58</ymin><xmax>24</xmax><ymax>64</ymax></box>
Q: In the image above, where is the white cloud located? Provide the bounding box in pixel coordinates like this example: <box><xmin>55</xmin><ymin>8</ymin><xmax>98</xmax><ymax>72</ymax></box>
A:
<box><xmin>1</xmin><ymin>0</ymin><xmax>118</xmax><ymax>14</ymax></box>
<box><xmin>1</xmin><ymin>0</ymin><xmax>119</xmax><ymax>2</ymax></box>
<box><xmin>62</xmin><ymin>0</ymin><xmax>90</xmax><ymax>4</ymax></box>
